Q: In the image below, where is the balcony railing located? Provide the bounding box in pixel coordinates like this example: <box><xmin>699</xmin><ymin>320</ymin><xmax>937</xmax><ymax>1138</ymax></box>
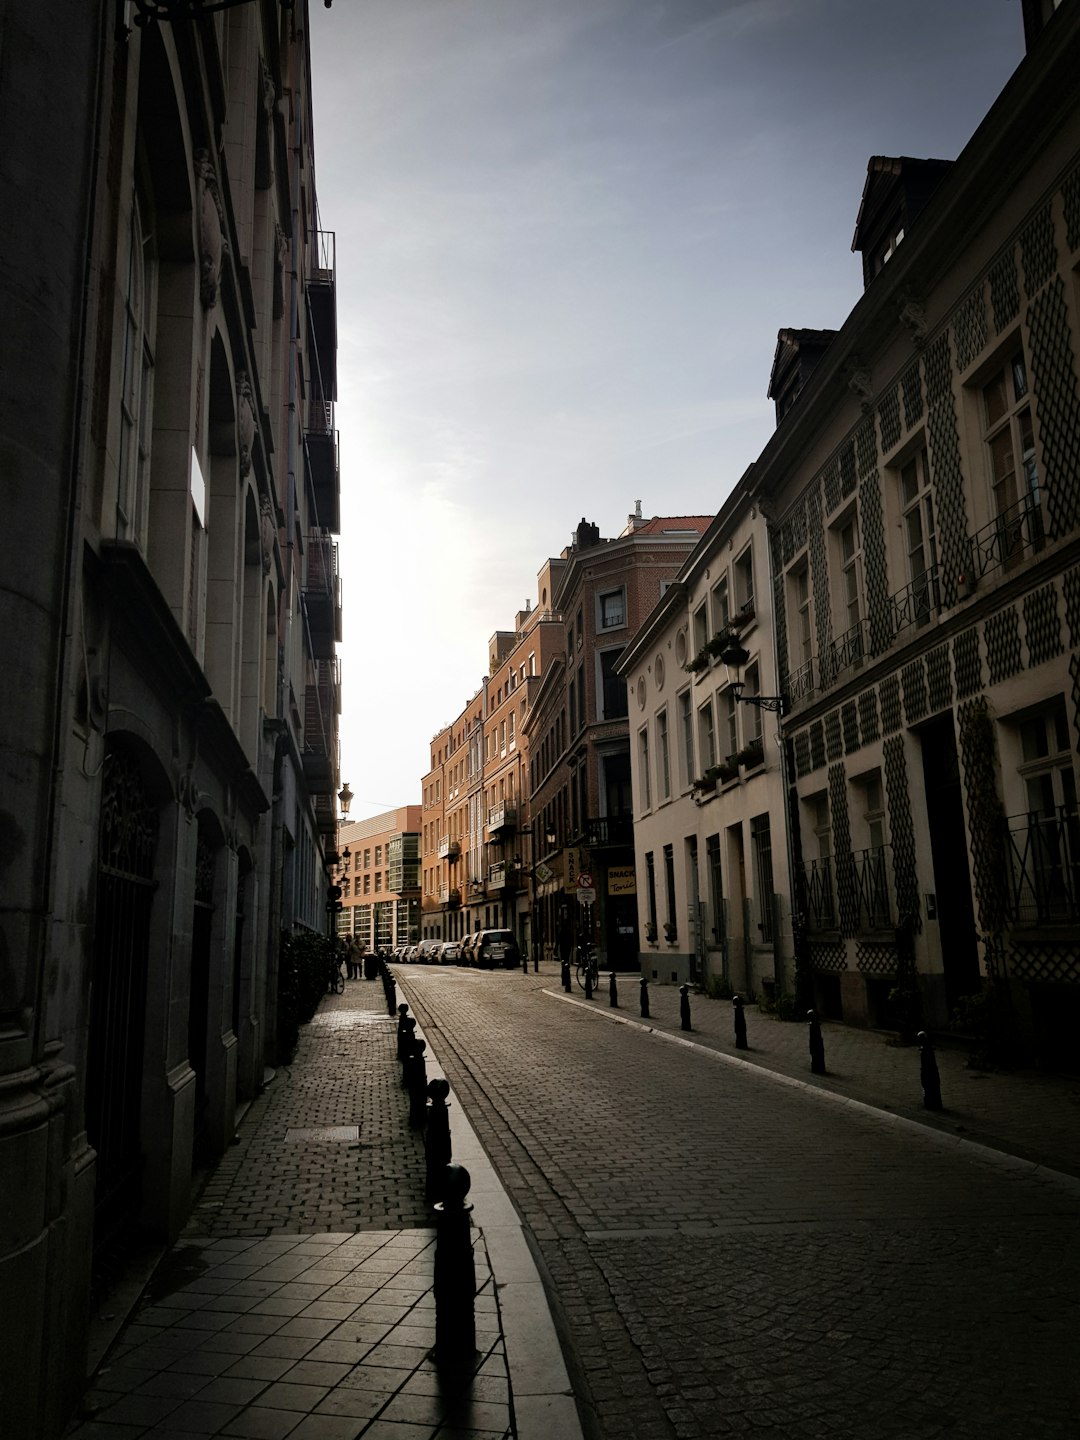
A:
<box><xmin>439</xmin><ymin>885</ymin><xmax>462</xmax><ymax>907</ymax></box>
<box><xmin>888</xmin><ymin>567</ymin><xmax>940</xmax><ymax>640</ymax></box>
<box><xmin>437</xmin><ymin>836</ymin><xmax>460</xmax><ymax>861</ymax></box>
<box><xmin>1006</xmin><ymin>806</ymin><xmax>1079</xmax><ymax>926</ymax></box>
<box><xmin>967</xmin><ymin>493</ymin><xmax>1045</xmax><ymax>584</ymax></box>
<box><xmin>488</xmin><ymin>861</ymin><xmax>522</xmax><ymax>892</ymax></box>
<box><xmin>302</xmin><ymin>670</ymin><xmax>337</xmax><ymax>793</ymax></box>
<box><xmin>306</xmin><ymin>229</ymin><xmax>337</xmax><ymax>401</ymax></box>
<box><xmin>821</xmin><ymin>617</ymin><xmax>867</xmax><ymax>687</ymax></box>
<box><xmin>304</xmin><ymin>398</ymin><xmax>339</xmax><ymax>533</ymax></box>
<box><xmin>487</xmin><ymin>803</ymin><xmax>517</xmax><ymax>833</ymax></box>
<box><xmin>787</xmin><ymin>657</ymin><xmax>816</xmax><ymax>708</ymax></box>
<box><xmin>852</xmin><ymin>844</ymin><xmax>893</xmax><ymax>930</ymax></box>
<box><xmin>303</xmin><ymin>533</ymin><xmax>341</xmax><ymax>658</ymax></box>
<box><xmin>584</xmin><ymin>814</ymin><xmax>634</xmax><ymax>849</ymax></box>
<box><xmin>799</xmin><ymin>855</ymin><xmax>836</xmax><ymax>933</ymax></box>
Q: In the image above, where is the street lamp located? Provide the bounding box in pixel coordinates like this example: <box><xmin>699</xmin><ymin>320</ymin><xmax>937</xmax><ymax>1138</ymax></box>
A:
<box><xmin>338</xmin><ymin>780</ymin><xmax>353</xmax><ymax>819</ymax></box>
<box><xmin>719</xmin><ymin>637</ymin><xmax>787</xmax><ymax>715</ymax></box>
<box><xmin>124</xmin><ymin>0</ymin><xmax>332</xmax><ymax>26</ymax></box>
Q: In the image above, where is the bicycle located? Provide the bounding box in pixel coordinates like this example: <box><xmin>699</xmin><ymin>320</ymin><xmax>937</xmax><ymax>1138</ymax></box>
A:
<box><xmin>575</xmin><ymin>948</ymin><xmax>599</xmax><ymax>992</ymax></box>
<box><xmin>327</xmin><ymin>959</ymin><xmax>345</xmax><ymax>995</ymax></box>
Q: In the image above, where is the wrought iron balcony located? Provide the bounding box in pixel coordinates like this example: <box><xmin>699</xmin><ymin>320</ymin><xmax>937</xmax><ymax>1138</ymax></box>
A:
<box><xmin>966</xmin><ymin>492</ymin><xmax>1045</xmax><ymax>585</ymax></box>
<box><xmin>584</xmin><ymin>814</ymin><xmax>634</xmax><ymax>850</ymax></box>
<box><xmin>487</xmin><ymin>802</ymin><xmax>517</xmax><ymax>834</ymax></box>
<box><xmin>1006</xmin><ymin>806</ymin><xmax>1079</xmax><ymax>926</ymax></box>
<box><xmin>787</xmin><ymin>657</ymin><xmax>816</xmax><ymax>709</ymax></box>
<box><xmin>439</xmin><ymin>885</ymin><xmax>462</xmax><ymax>907</ymax></box>
<box><xmin>304</xmin><ymin>397</ymin><xmax>339</xmax><ymax>534</ymax></box>
<box><xmin>437</xmin><ymin>836</ymin><xmax>460</xmax><ymax>861</ymax></box>
<box><xmin>302</xmin><ymin>673</ymin><xmax>337</xmax><ymax>792</ymax></box>
<box><xmin>306</xmin><ymin>229</ymin><xmax>337</xmax><ymax>401</ymax></box>
<box><xmin>303</xmin><ymin>533</ymin><xmax>341</xmax><ymax>658</ymax></box>
<box><xmin>821</xmin><ymin>618</ymin><xmax>867</xmax><ymax>687</ymax></box>
<box><xmin>799</xmin><ymin>855</ymin><xmax>837</xmax><ymax>933</ymax></box>
<box><xmin>852</xmin><ymin>844</ymin><xmax>894</xmax><ymax>931</ymax></box>
<box><xmin>888</xmin><ymin>567</ymin><xmax>940</xmax><ymax>640</ymax></box>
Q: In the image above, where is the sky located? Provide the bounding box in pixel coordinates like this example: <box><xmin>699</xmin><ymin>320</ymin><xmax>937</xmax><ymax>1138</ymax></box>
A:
<box><xmin>308</xmin><ymin>0</ymin><xmax>1024</xmax><ymax>822</ymax></box>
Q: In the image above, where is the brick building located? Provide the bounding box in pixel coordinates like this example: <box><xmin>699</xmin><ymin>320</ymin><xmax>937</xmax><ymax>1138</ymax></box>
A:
<box><xmin>336</xmin><ymin>808</ymin><xmax>421</xmax><ymax>951</ymax></box>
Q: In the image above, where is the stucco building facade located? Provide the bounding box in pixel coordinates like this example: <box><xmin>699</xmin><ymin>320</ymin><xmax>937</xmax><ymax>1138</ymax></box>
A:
<box><xmin>0</xmin><ymin>4</ymin><xmax>341</xmax><ymax>1433</ymax></box>
<box><xmin>750</xmin><ymin>2</ymin><xmax>1080</xmax><ymax>1056</ymax></box>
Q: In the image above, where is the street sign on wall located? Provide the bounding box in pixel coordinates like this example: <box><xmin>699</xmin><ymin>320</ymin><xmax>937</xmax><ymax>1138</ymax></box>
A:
<box><xmin>607</xmin><ymin>865</ymin><xmax>636</xmax><ymax>896</ymax></box>
<box><xmin>577</xmin><ymin>887</ymin><xmax>597</xmax><ymax>904</ymax></box>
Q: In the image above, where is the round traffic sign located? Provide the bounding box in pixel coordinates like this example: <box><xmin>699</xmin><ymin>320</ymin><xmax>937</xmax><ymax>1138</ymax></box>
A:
<box><xmin>577</xmin><ymin>871</ymin><xmax>593</xmax><ymax>888</ymax></box>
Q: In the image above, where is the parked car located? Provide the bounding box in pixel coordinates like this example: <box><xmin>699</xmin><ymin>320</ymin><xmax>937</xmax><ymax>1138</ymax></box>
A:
<box><xmin>459</xmin><ymin>933</ymin><xmax>480</xmax><ymax>967</ymax></box>
<box><xmin>473</xmin><ymin>929</ymin><xmax>522</xmax><ymax>970</ymax></box>
<box><xmin>416</xmin><ymin>939</ymin><xmax>441</xmax><ymax>963</ymax></box>
<box><xmin>438</xmin><ymin>940</ymin><xmax>460</xmax><ymax>965</ymax></box>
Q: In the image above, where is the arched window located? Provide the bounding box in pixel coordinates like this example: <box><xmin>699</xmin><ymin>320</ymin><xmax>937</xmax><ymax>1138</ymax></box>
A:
<box><xmin>117</xmin><ymin>192</ymin><xmax>156</xmax><ymax>545</ymax></box>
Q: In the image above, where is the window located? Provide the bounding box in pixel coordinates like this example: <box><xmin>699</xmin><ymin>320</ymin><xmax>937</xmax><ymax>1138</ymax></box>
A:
<box><xmin>600</xmin><ymin>650</ymin><xmax>627</xmax><ymax>719</ymax></box>
<box><xmin>117</xmin><ymin>192</ymin><xmax>156</xmax><ymax>546</ymax></box>
<box><xmin>982</xmin><ymin>351</ymin><xmax>1041</xmax><ymax>571</ymax></box>
<box><xmin>835</xmin><ymin>512</ymin><xmax>864</xmax><ymax>636</ymax></box>
<box><xmin>663</xmin><ymin>844</ymin><xmax>676</xmax><ymax>934</ymax></box>
<box><xmin>509</xmin><ymin>712</ymin><xmax>516</xmax><ymax>749</ymax></box>
<box><xmin>374</xmin><ymin>873</ymin><xmax>381</xmax><ymax>892</ymax></box>
<box><xmin>742</xmin><ymin>666</ymin><xmax>762</xmax><ymax>747</ymax></box>
<box><xmin>734</xmin><ymin>547</ymin><xmax>755</xmax><ymax>619</ymax></box>
<box><xmin>576</xmin><ymin>607</ymin><xmax>583</xmax><ymax>649</ymax></box>
<box><xmin>1010</xmin><ymin>700</ymin><xmax>1078</xmax><ymax>924</ymax></box>
<box><xmin>899</xmin><ymin>448</ymin><xmax>938</xmax><ymax>626</ymax></box>
<box><xmin>693</xmin><ymin>603</ymin><xmax>708</xmax><ymax>655</ymax></box>
<box><xmin>646</xmin><ymin>852</ymin><xmax>657</xmax><ymax>935</ymax></box>
<box><xmin>657</xmin><ymin>709</ymin><xmax>670</xmax><ymax>801</ymax></box>
<box><xmin>697</xmin><ymin>700</ymin><xmax>716</xmax><ymax>773</ymax></box>
<box><xmin>750</xmin><ymin>813</ymin><xmax>774</xmax><ymax>942</ymax></box>
<box><xmin>712</xmin><ymin>575</ymin><xmax>730</xmax><ymax>633</ymax></box>
<box><xmin>375</xmin><ymin>846</ymin><xmax>382</xmax><ymax>866</ymax></box>
<box><xmin>720</xmin><ymin>688</ymin><xmax>738</xmax><ymax>761</ymax></box>
<box><xmin>804</xmin><ymin>791</ymin><xmax>834</xmax><ymax>930</ymax></box>
<box><xmin>363</xmin><ymin>849</ymin><xmax>370</xmax><ymax>868</ymax></box>
<box><xmin>706</xmin><ymin>834</ymin><xmax>723</xmax><ymax>948</ymax></box>
<box><xmin>638</xmin><ymin>726</ymin><xmax>651</xmax><ymax>810</ymax></box>
<box><xmin>854</xmin><ymin>771</ymin><xmax>890</xmax><ymax>928</ymax></box>
<box><xmin>789</xmin><ymin>563</ymin><xmax>812</xmax><ymax>672</ymax></box>
<box><xmin>599</xmin><ymin>588</ymin><xmax>626</xmax><ymax>630</ymax></box>
<box><xmin>678</xmin><ymin>690</ymin><xmax>694</xmax><ymax>789</ymax></box>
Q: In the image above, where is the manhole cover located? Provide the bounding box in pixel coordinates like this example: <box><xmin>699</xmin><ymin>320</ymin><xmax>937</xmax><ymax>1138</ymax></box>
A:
<box><xmin>284</xmin><ymin>1126</ymin><xmax>360</xmax><ymax>1142</ymax></box>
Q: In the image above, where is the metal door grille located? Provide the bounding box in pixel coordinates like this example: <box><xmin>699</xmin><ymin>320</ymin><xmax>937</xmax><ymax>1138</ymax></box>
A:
<box><xmin>87</xmin><ymin>747</ymin><xmax>159</xmax><ymax>1253</ymax></box>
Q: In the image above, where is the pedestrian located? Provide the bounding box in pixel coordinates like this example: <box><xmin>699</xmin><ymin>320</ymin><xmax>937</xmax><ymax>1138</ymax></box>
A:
<box><xmin>347</xmin><ymin>936</ymin><xmax>361</xmax><ymax>981</ymax></box>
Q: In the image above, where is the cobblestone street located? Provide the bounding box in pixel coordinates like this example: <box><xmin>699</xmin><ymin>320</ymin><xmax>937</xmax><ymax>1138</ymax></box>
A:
<box><xmin>398</xmin><ymin>963</ymin><xmax>1080</xmax><ymax>1440</ymax></box>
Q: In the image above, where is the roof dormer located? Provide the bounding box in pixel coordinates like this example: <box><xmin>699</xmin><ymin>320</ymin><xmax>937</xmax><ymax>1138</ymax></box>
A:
<box><xmin>851</xmin><ymin>155</ymin><xmax>953</xmax><ymax>289</ymax></box>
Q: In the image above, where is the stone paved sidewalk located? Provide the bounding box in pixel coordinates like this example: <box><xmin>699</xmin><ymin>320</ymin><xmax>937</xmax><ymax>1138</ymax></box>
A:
<box><xmin>547</xmin><ymin>965</ymin><xmax>1080</xmax><ymax>1178</ymax></box>
<box><xmin>66</xmin><ymin>982</ymin><xmax>517</xmax><ymax>1440</ymax></box>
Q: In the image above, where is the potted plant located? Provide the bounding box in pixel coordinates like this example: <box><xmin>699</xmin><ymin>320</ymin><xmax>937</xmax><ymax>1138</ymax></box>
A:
<box><xmin>644</xmin><ymin>920</ymin><xmax>657</xmax><ymax>943</ymax></box>
<box><xmin>686</xmin><ymin>651</ymin><xmax>709</xmax><ymax>674</ymax></box>
<box><xmin>692</xmin><ymin>766</ymin><xmax>720</xmax><ymax>794</ymax></box>
<box><xmin>663</xmin><ymin>921</ymin><xmax>677</xmax><ymax>943</ymax></box>
<box><xmin>737</xmin><ymin>739</ymin><xmax>765</xmax><ymax>769</ymax></box>
<box><xmin>717</xmin><ymin>757</ymin><xmax>740</xmax><ymax>783</ymax></box>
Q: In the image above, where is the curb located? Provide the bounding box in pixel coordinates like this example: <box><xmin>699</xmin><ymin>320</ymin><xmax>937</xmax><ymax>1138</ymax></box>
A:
<box><xmin>545</xmin><ymin>987</ymin><xmax>1080</xmax><ymax>1197</ymax></box>
<box><xmin>402</xmin><ymin>995</ymin><xmax>585</xmax><ymax>1440</ymax></box>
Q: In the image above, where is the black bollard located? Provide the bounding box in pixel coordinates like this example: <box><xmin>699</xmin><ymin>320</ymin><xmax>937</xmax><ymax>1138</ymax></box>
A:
<box><xmin>917</xmin><ymin>1030</ymin><xmax>943</xmax><ymax>1112</ymax></box>
<box><xmin>640</xmin><ymin>975</ymin><xmax>650</xmax><ymax>1018</ymax></box>
<box><xmin>522</xmin><ymin>950</ymin><xmax>528</xmax><ymax>974</ymax></box>
<box><xmin>408</xmin><ymin>1039</ymin><xmax>428</xmax><ymax>1128</ymax></box>
<box><xmin>425</xmin><ymin>1080</ymin><xmax>452</xmax><ymax>1202</ymax></box>
<box><xmin>609</xmin><ymin>971</ymin><xmax>619</xmax><ymax>1008</ymax></box>
<box><xmin>396</xmin><ymin>1003</ymin><xmax>410</xmax><ymax>1061</ymax></box>
<box><xmin>584</xmin><ymin>961</ymin><xmax>593</xmax><ymax>1000</ymax></box>
<box><xmin>733</xmin><ymin>993</ymin><xmax>748</xmax><ymax>1050</ymax></box>
<box><xmin>533</xmin><ymin>949</ymin><xmax>539</xmax><ymax>973</ymax></box>
<box><xmin>561</xmin><ymin>958</ymin><xmax>571</xmax><ymax>992</ymax></box>
<box><xmin>386</xmin><ymin>974</ymin><xmax>397</xmax><ymax>1018</ymax></box>
<box><xmin>433</xmin><ymin>1164</ymin><xmax>476</xmax><ymax>1368</ymax></box>
<box><xmin>808</xmin><ymin>1008</ymin><xmax>826</xmax><ymax>1075</ymax></box>
<box><xmin>680</xmin><ymin>983</ymin><xmax>691</xmax><ymax>1031</ymax></box>
<box><xmin>400</xmin><ymin>1017</ymin><xmax>417</xmax><ymax>1087</ymax></box>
